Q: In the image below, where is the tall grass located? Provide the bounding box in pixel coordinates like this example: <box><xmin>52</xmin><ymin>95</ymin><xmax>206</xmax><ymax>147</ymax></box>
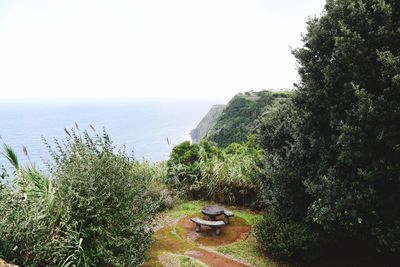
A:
<box><xmin>0</xmin><ymin>143</ymin><xmax>77</xmax><ymax>266</ymax></box>
<box><xmin>166</xmin><ymin>137</ymin><xmax>263</xmax><ymax>207</ymax></box>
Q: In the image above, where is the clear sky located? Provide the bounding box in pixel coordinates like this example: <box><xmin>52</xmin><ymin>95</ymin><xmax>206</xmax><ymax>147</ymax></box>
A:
<box><xmin>0</xmin><ymin>0</ymin><xmax>325</xmax><ymax>101</ymax></box>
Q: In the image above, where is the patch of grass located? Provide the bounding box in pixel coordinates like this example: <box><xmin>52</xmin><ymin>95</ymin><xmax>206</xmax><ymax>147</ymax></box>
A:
<box><xmin>165</xmin><ymin>200</ymin><xmax>208</xmax><ymax>218</ymax></box>
<box><xmin>152</xmin><ymin>252</ymin><xmax>206</xmax><ymax>267</ymax></box>
<box><xmin>214</xmin><ymin>209</ymin><xmax>282</xmax><ymax>267</ymax></box>
<box><xmin>179</xmin><ymin>255</ymin><xmax>207</xmax><ymax>267</ymax></box>
<box><xmin>216</xmin><ymin>235</ymin><xmax>280</xmax><ymax>267</ymax></box>
<box><xmin>151</xmin><ymin>227</ymin><xmax>195</xmax><ymax>253</ymax></box>
<box><xmin>144</xmin><ymin>225</ymin><xmax>197</xmax><ymax>266</ymax></box>
<box><xmin>231</xmin><ymin>209</ymin><xmax>263</xmax><ymax>225</ymax></box>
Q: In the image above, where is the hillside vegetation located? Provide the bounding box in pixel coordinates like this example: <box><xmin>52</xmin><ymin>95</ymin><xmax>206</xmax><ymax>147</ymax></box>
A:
<box><xmin>166</xmin><ymin>137</ymin><xmax>263</xmax><ymax>208</ymax></box>
<box><xmin>203</xmin><ymin>90</ymin><xmax>290</xmax><ymax>147</ymax></box>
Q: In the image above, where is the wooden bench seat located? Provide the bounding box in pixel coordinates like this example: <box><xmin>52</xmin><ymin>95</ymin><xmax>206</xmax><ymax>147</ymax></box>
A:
<box><xmin>190</xmin><ymin>217</ymin><xmax>225</xmax><ymax>235</ymax></box>
<box><xmin>223</xmin><ymin>210</ymin><xmax>234</xmax><ymax>224</ymax></box>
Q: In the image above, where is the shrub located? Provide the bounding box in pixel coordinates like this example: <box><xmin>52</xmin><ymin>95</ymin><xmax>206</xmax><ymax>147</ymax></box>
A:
<box><xmin>0</xmin><ymin>145</ymin><xmax>76</xmax><ymax>266</ymax></box>
<box><xmin>256</xmin><ymin>212</ymin><xmax>320</xmax><ymax>260</ymax></box>
<box><xmin>166</xmin><ymin>141</ymin><xmax>202</xmax><ymax>198</ymax></box>
<box><xmin>166</xmin><ymin>137</ymin><xmax>263</xmax><ymax>207</ymax></box>
<box><xmin>131</xmin><ymin>160</ymin><xmax>179</xmax><ymax>212</ymax></box>
<box><xmin>145</xmin><ymin>181</ymin><xmax>180</xmax><ymax>212</ymax></box>
<box><xmin>0</xmin><ymin>129</ymin><xmax>160</xmax><ymax>266</ymax></box>
<box><xmin>49</xmin><ymin>129</ymin><xmax>157</xmax><ymax>266</ymax></box>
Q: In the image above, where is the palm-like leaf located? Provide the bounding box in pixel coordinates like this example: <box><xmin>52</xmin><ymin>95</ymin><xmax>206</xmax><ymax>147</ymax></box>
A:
<box><xmin>25</xmin><ymin>166</ymin><xmax>54</xmax><ymax>208</ymax></box>
<box><xmin>1</xmin><ymin>143</ymin><xmax>55</xmax><ymax>212</ymax></box>
<box><xmin>2</xmin><ymin>143</ymin><xmax>19</xmax><ymax>170</ymax></box>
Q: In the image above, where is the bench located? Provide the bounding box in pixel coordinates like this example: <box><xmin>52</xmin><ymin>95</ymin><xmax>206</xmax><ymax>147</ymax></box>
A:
<box><xmin>223</xmin><ymin>210</ymin><xmax>234</xmax><ymax>224</ymax></box>
<box><xmin>190</xmin><ymin>217</ymin><xmax>225</xmax><ymax>235</ymax></box>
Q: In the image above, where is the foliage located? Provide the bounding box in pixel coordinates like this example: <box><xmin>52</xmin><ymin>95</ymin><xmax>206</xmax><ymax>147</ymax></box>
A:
<box><xmin>256</xmin><ymin>211</ymin><xmax>320</xmax><ymax>260</ymax></box>
<box><xmin>198</xmin><ymin>136</ymin><xmax>263</xmax><ymax>207</ymax></box>
<box><xmin>257</xmin><ymin>101</ymin><xmax>308</xmax><ymax>220</ymax></box>
<box><xmin>206</xmin><ymin>91</ymin><xmax>289</xmax><ymax>147</ymax></box>
<box><xmin>257</xmin><ymin>0</ymin><xmax>400</xmax><ymax>260</ymax></box>
<box><xmin>131</xmin><ymin>160</ymin><xmax>179</xmax><ymax>212</ymax></box>
<box><xmin>166</xmin><ymin>141</ymin><xmax>202</xmax><ymax>198</ymax></box>
<box><xmin>49</xmin><ymin>129</ymin><xmax>157</xmax><ymax>266</ymax></box>
<box><xmin>0</xmin><ymin>144</ymin><xmax>78</xmax><ymax>266</ymax></box>
<box><xmin>0</xmin><ymin>129</ymin><xmax>162</xmax><ymax>266</ymax></box>
<box><xmin>145</xmin><ymin>181</ymin><xmax>180</xmax><ymax>212</ymax></box>
<box><xmin>166</xmin><ymin>137</ymin><xmax>263</xmax><ymax>207</ymax></box>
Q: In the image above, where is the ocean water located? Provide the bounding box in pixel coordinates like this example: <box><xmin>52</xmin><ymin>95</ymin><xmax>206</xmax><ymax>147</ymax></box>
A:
<box><xmin>0</xmin><ymin>99</ymin><xmax>217</xmax><ymax>171</ymax></box>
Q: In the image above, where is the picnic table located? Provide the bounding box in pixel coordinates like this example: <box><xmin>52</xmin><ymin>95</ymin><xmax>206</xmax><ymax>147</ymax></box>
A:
<box><xmin>191</xmin><ymin>205</ymin><xmax>235</xmax><ymax>235</ymax></box>
<box><xmin>201</xmin><ymin>205</ymin><xmax>224</xmax><ymax>221</ymax></box>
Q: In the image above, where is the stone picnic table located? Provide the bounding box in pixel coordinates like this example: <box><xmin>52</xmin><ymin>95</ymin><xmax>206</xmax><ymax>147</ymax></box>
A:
<box><xmin>191</xmin><ymin>205</ymin><xmax>235</xmax><ymax>236</ymax></box>
<box><xmin>201</xmin><ymin>205</ymin><xmax>224</xmax><ymax>221</ymax></box>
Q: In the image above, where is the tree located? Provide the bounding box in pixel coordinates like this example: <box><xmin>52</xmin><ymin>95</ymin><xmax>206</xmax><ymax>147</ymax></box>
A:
<box><xmin>257</xmin><ymin>0</ymin><xmax>400</xmax><ymax>259</ymax></box>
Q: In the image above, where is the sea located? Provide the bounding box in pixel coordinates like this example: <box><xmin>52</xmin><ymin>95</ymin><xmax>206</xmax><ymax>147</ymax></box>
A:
<box><xmin>0</xmin><ymin>99</ymin><xmax>219</xmax><ymax>172</ymax></box>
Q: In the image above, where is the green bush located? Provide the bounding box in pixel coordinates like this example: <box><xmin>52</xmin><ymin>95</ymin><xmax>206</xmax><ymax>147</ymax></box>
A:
<box><xmin>0</xmin><ymin>145</ymin><xmax>78</xmax><ymax>266</ymax></box>
<box><xmin>0</xmin><ymin>129</ymin><xmax>161</xmax><ymax>266</ymax></box>
<box><xmin>145</xmin><ymin>181</ymin><xmax>180</xmax><ymax>212</ymax></box>
<box><xmin>166</xmin><ymin>141</ymin><xmax>202</xmax><ymax>198</ymax></box>
<box><xmin>49</xmin><ymin>129</ymin><xmax>157</xmax><ymax>266</ymax></box>
<box><xmin>256</xmin><ymin>212</ymin><xmax>320</xmax><ymax>260</ymax></box>
<box><xmin>131</xmin><ymin>160</ymin><xmax>179</xmax><ymax>212</ymax></box>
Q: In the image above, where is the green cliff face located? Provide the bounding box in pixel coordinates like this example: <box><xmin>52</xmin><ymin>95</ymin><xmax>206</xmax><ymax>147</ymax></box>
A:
<box><xmin>193</xmin><ymin>90</ymin><xmax>291</xmax><ymax>147</ymax></box>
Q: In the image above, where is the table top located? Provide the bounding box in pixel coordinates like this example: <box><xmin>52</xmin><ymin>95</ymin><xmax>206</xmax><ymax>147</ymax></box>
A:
<box><xmin>201</xmin><ymin>205</ymin><xmax>224</xmax><ymax>216</ymax></box>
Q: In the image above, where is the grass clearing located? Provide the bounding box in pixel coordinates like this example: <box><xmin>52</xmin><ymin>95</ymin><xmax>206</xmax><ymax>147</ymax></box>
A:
<box><xmin>179</xmin><ymin>255</ymin><xmax>207</xmax><ymax>267</ymax></box>
<box><xmin>216</xmin><ymin>234</ymin><xmax>280</xmax><ymax>267</ymax></box>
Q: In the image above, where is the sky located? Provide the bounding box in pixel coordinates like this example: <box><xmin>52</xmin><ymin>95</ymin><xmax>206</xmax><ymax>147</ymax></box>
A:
<box><xmin>0</xmin><ymin>0</ymin><xmax>326</xmax><ymax>102</ymax></box>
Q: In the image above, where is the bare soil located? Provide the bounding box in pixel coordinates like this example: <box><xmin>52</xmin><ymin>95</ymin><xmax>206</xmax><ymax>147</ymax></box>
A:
<box><xmin>185</xmin><ymin>248</ymin><xmax>250</xmax><ymax>267</ymax></box>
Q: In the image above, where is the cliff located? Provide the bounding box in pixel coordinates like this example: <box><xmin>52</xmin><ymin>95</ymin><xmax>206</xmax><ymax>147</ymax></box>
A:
<box><xmin>190</xmin><ymin>104</ymin><xmax>225</xmax><ymax>143</ymax></box>
<box><xmin>193</xmin><ymin>90</ymin><xmax>291</xmax><ymax>147</ymax></box>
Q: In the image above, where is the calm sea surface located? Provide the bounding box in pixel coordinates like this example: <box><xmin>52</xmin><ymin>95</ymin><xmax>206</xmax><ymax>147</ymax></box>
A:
<box><xmin>0</xmin><ymin>99</ymin><xmax>218</xmax><ymax>170</ymax></box>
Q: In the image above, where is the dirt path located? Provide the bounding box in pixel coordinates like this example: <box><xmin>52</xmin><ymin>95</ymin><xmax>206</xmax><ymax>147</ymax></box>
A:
<box><xmin>185</xmin><ymin>248</ymin><xmax>251</xmax><ymax>267</ymax></box>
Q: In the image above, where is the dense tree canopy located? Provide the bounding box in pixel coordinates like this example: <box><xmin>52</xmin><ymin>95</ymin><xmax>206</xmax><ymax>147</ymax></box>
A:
<box><xmin>257</xmin><ymin>0</ymin><xmax>400</xmax><ymax>260</ymax></box>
